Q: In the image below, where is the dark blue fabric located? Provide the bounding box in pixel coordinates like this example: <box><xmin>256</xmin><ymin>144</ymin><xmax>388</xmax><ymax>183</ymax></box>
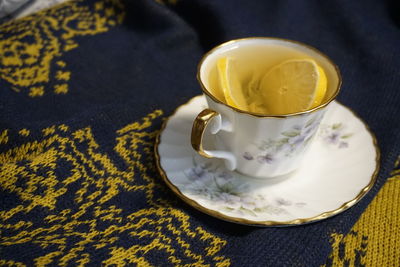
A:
<box><xmin>0</xmin><ymin>0</ymin><xmax>399</xmax><ymax>266</ymax></box>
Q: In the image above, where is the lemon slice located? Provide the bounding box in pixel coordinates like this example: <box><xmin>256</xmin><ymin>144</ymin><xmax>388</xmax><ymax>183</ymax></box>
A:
<box><xmin>312</xmin><ymin>64</ymin><xmax>327</xmax><ymax>108</ymax></box>
<box><xmin>259</xmin><ymin>59</ymin><xmax>327</xmax><ymax>114</ymax></box>
<box><xmin>217</xmin><ymin>57</ymin><xmax>248</xmax><ymax>110</ymax></box>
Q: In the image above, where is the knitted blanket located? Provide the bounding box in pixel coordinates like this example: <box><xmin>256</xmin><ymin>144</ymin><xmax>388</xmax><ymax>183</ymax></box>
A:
<box><xmin>0</xmin><ymin>0</ymin><xmax>399</xmax><ymax>266</ymax></box>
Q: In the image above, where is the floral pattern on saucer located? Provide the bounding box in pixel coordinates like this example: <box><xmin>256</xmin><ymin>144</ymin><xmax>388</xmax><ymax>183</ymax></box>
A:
<box><xmin>182</xmin><ymin>156</ymin><xmax>305</xmax><ymax>217</ymax></box>
<box><xmin>157</xmin><ymin>96</ymin><xmax>379</xmax><ymax>225</ymax></box>
<box><xmin>319</xmin><ymin>122</ymin><xmax>353</xmax><ymax>148</ymax></box>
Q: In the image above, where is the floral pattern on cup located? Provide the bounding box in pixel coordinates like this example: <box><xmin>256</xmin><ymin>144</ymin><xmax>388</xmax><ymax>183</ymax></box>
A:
<box><xmin>319</xmin><ymin>122</ymin><xmax>353</xmax><ymax>148</ymax></box>
<box><xmin>243</xmin><ymin>115</ymin><xmax>323</xmax><ymax>164</ymax></box>
<box><xmin>182</xmin><ymin>156</ymin><xmax>305</xmax><ymax>217</ymax></box>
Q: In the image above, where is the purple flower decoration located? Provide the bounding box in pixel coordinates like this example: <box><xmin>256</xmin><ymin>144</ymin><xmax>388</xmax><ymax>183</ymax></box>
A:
<box><xmin>325</xmin><ymin>132</ymin><xmax>340</xmax><ymax>145</ymax></box>
<box><xmin>304</xmin><ymin>125</ymin><xmax>316</xmax><ymax>136</ymax></box>
<box><xmin>275</xmin><ymin>198</ymin><xmax>292</xmax><ymax>206</ymax></box>
<box><xmin>338</xmin><ymin>141</ymin><xmax>349</xmax><ymax>148</ymax></box>
<box><xmin>184</xmin><ymin>165</ymin><xmax>212</xmax><ymax>181</ymax></box>
<box><xmin>257</xmin><ymin>153</ymin><xmax>274</xmax><ymax>164</ymax></box>
<box><xmin>192</xmin><ymin>166</ymin><xmax>205</xmax><ymax>177</ymax></box>
<box><xmin>289</xmin><ymin>134</ymin><xmax>306</xmax><ymax>147</ymax></box>
<box><xmin>320</xmin><ymin>122</ymin><xmax>352</xmax><ymax>148</ymax></box>
<box><xmin>243</xmin><ymin>152</ymin><xmax>254</xmax><ymax>160</ymax></box>
<box><xmin>218</xmin><ymin>171</ymin><xmax>233</xmax><ymax>180</ymax></box>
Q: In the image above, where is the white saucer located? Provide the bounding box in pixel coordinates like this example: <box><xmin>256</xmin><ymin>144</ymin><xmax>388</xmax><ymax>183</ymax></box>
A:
<box><xmin>155</xmin><ymin>95</ymin><xmax>379</xmax><ymax>226</ymax></box>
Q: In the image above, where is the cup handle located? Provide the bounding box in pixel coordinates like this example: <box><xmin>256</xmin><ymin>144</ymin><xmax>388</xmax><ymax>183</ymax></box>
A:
<box><xmin>191</xmin><ymin>109</ymin><xmax>237</xmax><ymax>170</ymax></box>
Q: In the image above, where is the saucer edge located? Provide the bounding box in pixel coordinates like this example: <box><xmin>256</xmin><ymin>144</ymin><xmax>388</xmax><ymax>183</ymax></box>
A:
<box><xmin>154</xmin><ymin>95</ymin><xmax>380</xmax><ymax>227</ymax></box>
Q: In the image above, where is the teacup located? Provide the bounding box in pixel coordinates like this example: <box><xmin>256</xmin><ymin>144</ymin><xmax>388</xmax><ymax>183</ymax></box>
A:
<box><xmin>191</xmin><ymin>37</ymin><xmax>341</xmax><ymax>179</ymax></box>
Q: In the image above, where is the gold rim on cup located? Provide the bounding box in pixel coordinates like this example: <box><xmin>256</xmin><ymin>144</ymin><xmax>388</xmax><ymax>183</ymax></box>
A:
<box><xmin>196</xmin><ymin>37</ymin><xmax>343</xmax><ymax>118</ymax></box>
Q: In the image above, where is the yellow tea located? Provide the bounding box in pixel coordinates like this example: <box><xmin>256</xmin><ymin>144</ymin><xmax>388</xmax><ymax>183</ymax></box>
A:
<box><xmin>204</xmin><ymin>41</ymin><xmax>336</xmax><ymax>115</ymax></box>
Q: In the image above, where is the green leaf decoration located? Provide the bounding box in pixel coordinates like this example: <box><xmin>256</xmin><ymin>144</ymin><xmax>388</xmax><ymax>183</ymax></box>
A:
<box><xmin>222</xmin><ymin>207</ymin><xmax>235</xmax><ymax>212</ymax></box>
<box><xmin>279</xmin><ymin>138</ymin><xmax>289</xmax><ymax>144</ymax></box>
<box><xmin>332</xmin><ymin>123</ymin><xmax>342</xmax><ymax>130</ymax></box>
<box><xmin>306</xmin><ymin>117</ymin><xmax>317</xmax><ymax>127</ymax></box>
<box><xmin>282</xmin><ymin>130</ymin><xmax>300</xmax><ymax>137</ymax></box>
<box><xmin>240</xmin><ymin>207</ymin><xmax>258</xmax><ymax>216</ymax></box>
<box><xmin>341</xmin><ymin>133</ymin><xmax>353</xmax><ymax>139</ymax></box>
<box><xmin>254</xmin><ymin>207</ymin><xmax>269</xmax><ymax>213</ymax></box>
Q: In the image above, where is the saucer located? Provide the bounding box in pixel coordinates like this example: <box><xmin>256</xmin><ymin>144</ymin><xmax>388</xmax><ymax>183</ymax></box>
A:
<box><xmin>155</xmin><ymin>95</ymin><xmax>379</xmax><ymax>226</ymax></box>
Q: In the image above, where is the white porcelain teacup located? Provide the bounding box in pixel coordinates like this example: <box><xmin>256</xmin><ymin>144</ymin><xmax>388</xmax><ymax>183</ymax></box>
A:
<box><xmin>191</xmin><ymin>37</ymin><xmax>341</xmax><ymax>179</ymax></box>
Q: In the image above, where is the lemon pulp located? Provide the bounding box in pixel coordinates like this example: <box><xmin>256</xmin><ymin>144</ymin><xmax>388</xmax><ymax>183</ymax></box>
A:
<box><xmin>259</xmin><ymin>59</ymin><xmax>327</xmax><ymax>114</ymax></box>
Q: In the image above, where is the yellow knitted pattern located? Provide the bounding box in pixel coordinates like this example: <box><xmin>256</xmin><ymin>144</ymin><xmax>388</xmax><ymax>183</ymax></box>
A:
<box><xmin>0</xmin><ymin>111</ymin><xmax>231</xmax><ymax>266</ymax></box>
<box><xmin>0</xmin><ymin>0</ymin><xmax>125</xmax><ymax>97</ymax></box>
<box><xmin>323</xmin><ymin>157</ymin><xmax>400</xmax><ymax>267</ymax></box>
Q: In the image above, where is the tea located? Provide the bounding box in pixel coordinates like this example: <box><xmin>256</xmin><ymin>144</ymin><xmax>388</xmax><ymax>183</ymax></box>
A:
<box><xmin>203</xmin><ymin>42</ymin><xmax>335</xmax><ymax>115</ymax></box>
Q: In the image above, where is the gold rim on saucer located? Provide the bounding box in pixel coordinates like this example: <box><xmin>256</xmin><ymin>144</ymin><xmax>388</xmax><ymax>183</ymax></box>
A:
<box><xmin>154</xmin><ymin>96</ymin><xmax>380</xmax><ymax>226</ymax></box>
